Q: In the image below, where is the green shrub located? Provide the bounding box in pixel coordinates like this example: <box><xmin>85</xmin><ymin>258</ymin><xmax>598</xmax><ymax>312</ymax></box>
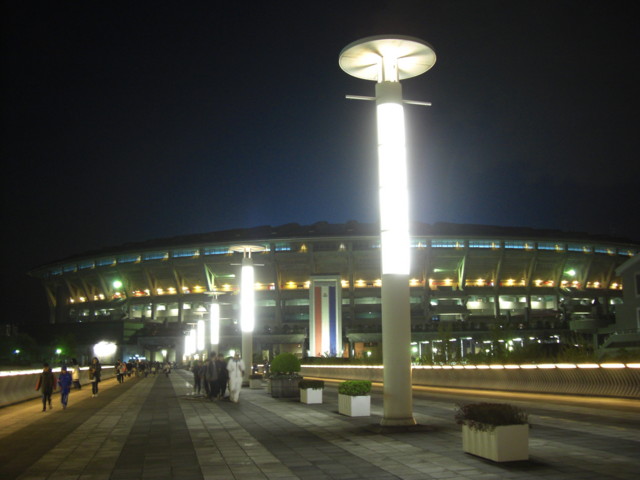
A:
<box><xmin>270</xmin><ymin>353</ymin><xmax>301</xmax><ymax>375</ymax></box>
<box><xmin>454</xmin><ymin>403</ymin><xmax>528</xmax><ymax>431</ymax></box>
<box><xmin>338</xmin><ymin>380</ymin><xmax>371</xmax><ymax>396</ymax></box>
<box><xmin>298</xmin><ymin>379</ymin><xmax>324</xmax><ymax>390</ymax></box>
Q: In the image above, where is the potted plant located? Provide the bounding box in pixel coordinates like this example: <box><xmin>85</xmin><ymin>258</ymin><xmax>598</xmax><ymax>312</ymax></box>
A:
<box><xmin>299</xmin><ymin>379</ymin><xmax>324</xmax><ymax>404</ymax></box>
<box><xmin>269</xmin><ymin>353</ymin><xmax>302</xmax><ymax>398</ymax></box>
<box><xmin>249</xmin><ymin>373</ymin><xmax>263</xmax><ymax>389</ymax></box>
<box><xmin>454</xmin><ymin>403</ymin><xmax>529</xmax><ymax>462</ymax></box>
<box><xmin>337</xmin><ymin>380</ymin><xmax>371</xmax><ymax>416</ymax></box>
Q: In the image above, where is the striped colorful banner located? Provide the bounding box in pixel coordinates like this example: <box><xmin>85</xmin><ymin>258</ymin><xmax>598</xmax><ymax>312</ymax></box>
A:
<box><xmin>309</xmin><ymin>277</ymin><xmax>341</xmax><ymax>357</ymax></box>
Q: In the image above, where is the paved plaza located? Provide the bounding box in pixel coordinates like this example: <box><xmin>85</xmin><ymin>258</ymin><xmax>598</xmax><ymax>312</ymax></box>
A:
<box><xmin>0</xmin><ymin>368</ymin><xmax>638</xmax><ymax>480</ymax></box>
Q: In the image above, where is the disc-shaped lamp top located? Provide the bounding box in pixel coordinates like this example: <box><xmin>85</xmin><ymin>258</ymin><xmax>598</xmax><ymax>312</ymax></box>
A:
<box><xmin>229</xmin><ymin>245</ymin><xmax>267</xmax><ymax>254</ymax></box>
<box><xmin>339</xmin><ymin>35</ymin><xmax>436</xmax><ymax>81</ymax></box>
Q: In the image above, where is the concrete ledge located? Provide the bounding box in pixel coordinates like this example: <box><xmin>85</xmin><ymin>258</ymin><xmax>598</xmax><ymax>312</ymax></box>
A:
<box><xmin>0</xmin><ymin>366</ymin><xmax>116</xmax><ymax>407</ymax></box>
<box><xmin>300</xmin><ymin>364</ymin><xmax>640</xmax><ymax>399</ymax></box>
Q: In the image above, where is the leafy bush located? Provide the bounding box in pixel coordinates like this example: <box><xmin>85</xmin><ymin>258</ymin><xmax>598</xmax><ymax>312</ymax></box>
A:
<box><xmin>270</xmin><ymin>353</ymin><xmax>301</xmax><ymax>376</ymax></box>
<box><xmin>454</xmin><ymin>403</ymin><xmax>528</xmax><ymax>431</ymax></box>
<box><xmin>298</xmin><ymin>379</ymin><xmax>324</xmax><ymax>390</ymax></box>
<box><xmin>338</xmin><ymin>380</ymin><xmax>371</xmax><ymax>396</ymax></box>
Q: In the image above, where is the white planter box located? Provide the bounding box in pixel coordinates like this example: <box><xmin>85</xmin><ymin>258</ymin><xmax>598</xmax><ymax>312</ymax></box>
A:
<box><xmin>300</xmin><ymin>388</ymin><xmax>323</xmax><ymax>404</ymax></box>
<box><xmin>338</xmin><ymin>393</ymin><xmax>370</xmax><ymax>417</ymax></box>
<box><xmin>462</xmin><ymin>424</ymin><xmax>529</xmax><ymax>462</ymax></box>
<box><xmin>249</xmin><ymin>379</ymin><xmax>263</xmax><ymax>389</ymax></box>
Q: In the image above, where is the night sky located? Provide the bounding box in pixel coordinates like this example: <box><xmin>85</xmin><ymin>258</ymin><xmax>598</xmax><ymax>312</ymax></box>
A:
<box><xmin>2</xmin><ymin>1</ymin><xmax>638</xmax><ymax>322</ymax></box>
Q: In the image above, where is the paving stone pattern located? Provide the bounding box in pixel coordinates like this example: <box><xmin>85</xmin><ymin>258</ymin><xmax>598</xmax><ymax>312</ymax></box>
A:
<box><xmin>0</xmin><ymin>369</ymin><xmax>638</xmax><ymax>480</ymax></box>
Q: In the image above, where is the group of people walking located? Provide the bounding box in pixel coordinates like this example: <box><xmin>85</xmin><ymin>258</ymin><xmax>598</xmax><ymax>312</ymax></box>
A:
<box><xmin>191</xmin><ymin>352</ymin><xmax>245</xmax><ymax>403</ymax></box>
<box><xmin>36</xmin><ymin>357</ymin><xmax>101</xmax><ymax>411</ymax></box>
<box><xmin>36</xmin><ymin>352</ymin><xmax>247</xmax><ymax>412</ymax></box>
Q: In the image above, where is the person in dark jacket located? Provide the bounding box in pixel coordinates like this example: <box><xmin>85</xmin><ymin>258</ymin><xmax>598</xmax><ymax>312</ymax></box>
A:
<box><xmin>216</xmin><ymin>353</ymin><xmax>229</xmax><ymax>399</ymax></box>
<box><xmin>89</xmin><ymin>357</ymin><xmax>102</xmax><ymax>397</ymax></box>
<box><xmin>203</xmin><ymin>353</ymin><xmax>218</xmax><ymax>401</ymax></box>
<box><xmin>36</xmin><ymin>363</ymin><xmax>56</xmax><ymax>412</ymax></box>
<box><xmin>192</xmin><ymin>359</ymin><xmax>203</xmax><ymax>395</ymax></box>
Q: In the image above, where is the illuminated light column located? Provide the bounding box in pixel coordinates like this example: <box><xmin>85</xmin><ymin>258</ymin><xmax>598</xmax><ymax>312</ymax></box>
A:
<box><xmin>210</xmin><ymin>300</ymin><xmax>220</xmax><ymax>348</ymax></box>
<box><xmin>340</xmin><ymin>35</ymin><xmax>436</xmax><ymax>426</ymax></box>
<box><xmin>197</xmin><ymin>319</ymin><xmax>205</xmax><ymax>353</ymax></box>
<box><xmin>184</xmin><ymin>327</ymin><xmax>196</xmax><ymax>359</ymax></box>
<box><xmin>231</xmin><ymin>245</ymin><xmax>265</xmax><ymax>382</ymax></box>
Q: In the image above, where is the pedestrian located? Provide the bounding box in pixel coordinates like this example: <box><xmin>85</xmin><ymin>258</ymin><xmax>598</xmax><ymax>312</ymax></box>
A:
<box><xmin>204</xmin><ymin>353</ymin><xmax>218</xmax><ymax>401</ymax></box>
<box><xmin>35</xmin><ymin>363</ymin><xmax>56</xmax><ymax>412</ymax></box>
<box><xmin>115</xmin><ymin>361</ymin><xmax>123</xmax><ymax>383</ymax></box>
<box><xmin>119</xmin><ymin>360</ymin><xmax>127</xmax><ymax>383</ymax></box>
<box><xmin>192</xmin><ymin>359</ymin><xmax>202</xmax><ymax>395</ymax></box>
<box><xmin>227</xmin><ymin>352</ymin><xmax>245</xmax><ymax>403</ymax></box>
<box><xmin>71</xmin><ymin>358</ymin><xmax>81</xmax><ymax>390</ymax></box>
<box><xmin>58</xmin><ymin>365</ymin><xmax>72</xmax><ymax>409</ymax></box>
<box><xmin>89</xmin><ymin>357</ymin><xmax>102</xmax><ymax>397</ymax></box>
<box><xmin>216</xmin><ymin>354</ymin><xmax>229</xmax><ymax>399</ymax></box>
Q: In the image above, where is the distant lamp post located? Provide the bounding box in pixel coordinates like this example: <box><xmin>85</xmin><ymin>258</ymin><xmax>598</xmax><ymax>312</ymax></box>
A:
<box><xmin>184</xmin><ymin>327</ymin><xmax>196</xmax><ymax>359</ymax></box>
<box><xmin>93</xmin><ymin>341</ymin><xmax>117</xmax><ymax>362</ymax></box>
<box><xmin>340</xmin><ymin>35</ymin><xmax>436</xmax><ymax>426</ymax></box>
<box><xmin>210</xmin><ymin>300</ymin><xmax>220</xmax><ymax>348</ymax></box>
<box><xmin>197</xmin><ymin>319</ymin><xmax>206</xmax><ymax>352</ymax></box>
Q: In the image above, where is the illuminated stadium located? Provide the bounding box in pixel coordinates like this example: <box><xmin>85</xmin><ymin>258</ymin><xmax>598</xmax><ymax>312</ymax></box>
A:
<box><xmin>29</xmin><ymin>221</ymin><xmax>639</xmax><ymax>362</ymax></box>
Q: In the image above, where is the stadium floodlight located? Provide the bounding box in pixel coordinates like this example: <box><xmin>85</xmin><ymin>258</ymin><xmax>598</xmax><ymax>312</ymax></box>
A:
<box><xmin>340</xmin><ymin>35</ymin><xmax>435</xmax><ymax>426</ymax></box>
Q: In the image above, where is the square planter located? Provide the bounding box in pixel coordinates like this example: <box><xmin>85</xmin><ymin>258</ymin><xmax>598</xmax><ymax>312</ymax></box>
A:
<box><xmin>270</xmin><ymin>376</ymin><xmax>301</xmax><ymax>398</ymax></box>
<box><xmin>462</xmin><ymin>424</ymin><xmax>529</xmax><ymax>462</ymax></box>
<box><xmin>300</xmin><ymin>388</ymin><xmax>323</xmax><ymax>404</ymax></box>
<box><xmin>249</xmin><ymin>378</ymin><xmax>263</xmax><ymax>389</ymax></box>
<box><xmin>338</xmin><ymin>393</ymin><xmax>370</xmax><ymax>417</ymax></box>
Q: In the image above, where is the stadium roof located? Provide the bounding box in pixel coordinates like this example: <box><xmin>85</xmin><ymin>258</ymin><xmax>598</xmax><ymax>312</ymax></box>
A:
<box><xmin>46</xmin><ymin>221</ymin><xmax>638</xmax><ymax>266</ymax></box>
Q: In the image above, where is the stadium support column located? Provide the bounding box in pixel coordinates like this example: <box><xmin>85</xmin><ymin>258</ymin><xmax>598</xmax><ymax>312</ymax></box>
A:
<box><xmin>340</xmin><ymin>36</ymin><xmax>436</xmax><ymax>426</ymax></box>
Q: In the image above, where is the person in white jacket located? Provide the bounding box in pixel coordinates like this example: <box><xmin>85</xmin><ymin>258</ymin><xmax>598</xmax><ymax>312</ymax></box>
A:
<box><xmin>227</xmin><ymin>352</ymin><xmax>245</xmax><ymax>403</ymax></box>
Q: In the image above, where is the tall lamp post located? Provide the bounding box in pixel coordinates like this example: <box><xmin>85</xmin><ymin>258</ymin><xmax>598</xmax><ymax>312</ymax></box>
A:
<box><xmin>231</xmin><ymin>245</ymin><xmax>265</xmax><ymax>382</ymax></box>
<box><xmin>340</xmin><ymin>35</ymin><xmax>436</xmax><ymax>426</ymax></box>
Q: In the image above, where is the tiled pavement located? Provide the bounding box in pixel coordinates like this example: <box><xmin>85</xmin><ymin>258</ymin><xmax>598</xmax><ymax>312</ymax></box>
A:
<box><xmin>0</xmin><ymin>369</ymin><xmax>638</xmax><ymax>480</ymax></box>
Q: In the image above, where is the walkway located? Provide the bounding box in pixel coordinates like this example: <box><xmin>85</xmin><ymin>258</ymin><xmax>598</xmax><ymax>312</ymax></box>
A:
<box><xmin>0</xmin><ymin>369</ymin><xmax>638</xmax><ymax>479</ymax></box>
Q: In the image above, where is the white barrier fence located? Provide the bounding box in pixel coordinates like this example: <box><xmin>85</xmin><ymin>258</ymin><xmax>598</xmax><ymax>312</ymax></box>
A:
<box><xmin>0</xmin><ymin>366</ymin><xmax>116</xmax><ymax>407</ymax></box>
<box><xmin>300</xmin><ymin>363</ymin><xmax>640</xmax><ymax>399</ymax></box>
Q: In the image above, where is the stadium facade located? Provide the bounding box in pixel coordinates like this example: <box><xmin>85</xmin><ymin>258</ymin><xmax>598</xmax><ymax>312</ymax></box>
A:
<box><xmin>29</xmin><ymin>222</ymin><xmax>639</xmax><ymax>363</ymax></box>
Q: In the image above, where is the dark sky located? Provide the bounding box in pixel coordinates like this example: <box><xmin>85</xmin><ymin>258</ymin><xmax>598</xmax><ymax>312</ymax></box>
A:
<box><xmin>2</xmin><ymin>1</ymin><xmax>639</xmax><ymax>322</ymax></box>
